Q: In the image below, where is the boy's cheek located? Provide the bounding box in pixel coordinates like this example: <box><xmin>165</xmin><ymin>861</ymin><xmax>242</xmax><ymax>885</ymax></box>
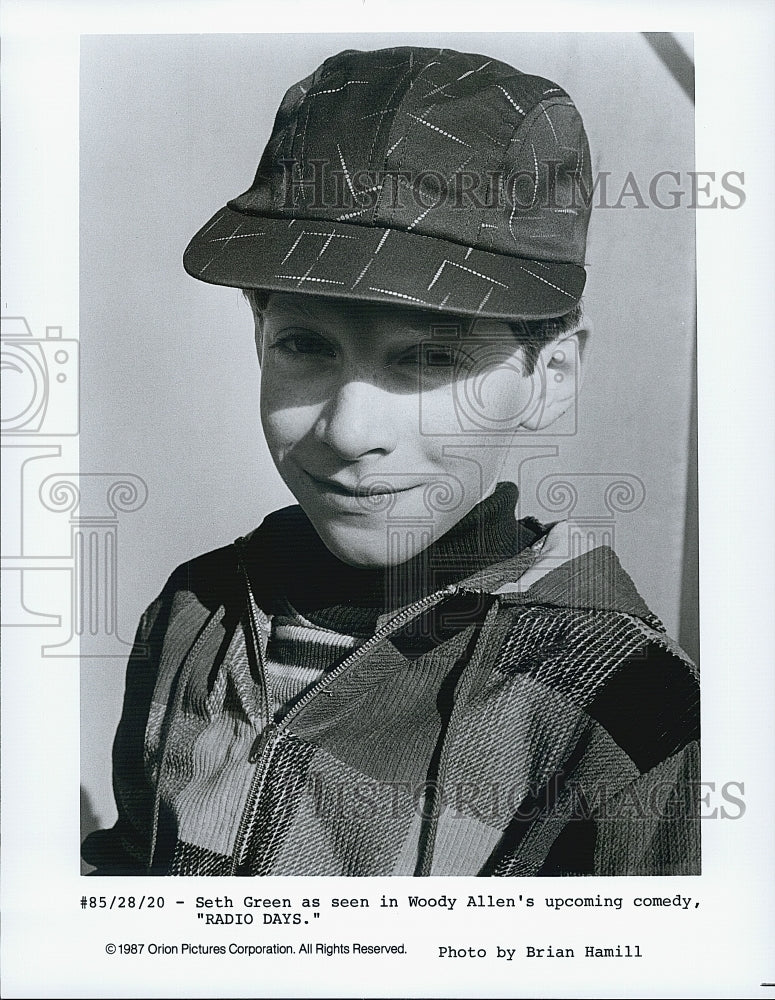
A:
<box><xmin>419</xmin><ymin>374</ymin><xmax>534</xmax><ymax>437</ymax></box>
<box><xmin>258</xmin><ymin>410</ymin><xmax>296</xmax><ymax>467</ymax></box>
<box><xmin>260</xmin><ymin>383</ymin><xmax>314</xmax><ymax>437</ymax></box>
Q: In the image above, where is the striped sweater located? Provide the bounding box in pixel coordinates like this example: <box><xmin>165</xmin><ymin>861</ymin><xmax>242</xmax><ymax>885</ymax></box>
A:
<box><xmin>82</xmin><ymin>483</ymin><xmax>700</xmax><ymax>876</ymax></box>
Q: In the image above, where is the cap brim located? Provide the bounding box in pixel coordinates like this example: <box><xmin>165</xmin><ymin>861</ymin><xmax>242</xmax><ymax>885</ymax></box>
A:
<box><xmin>183</xmin><ymin>206</ymin><xmax>585</xmax><ymax>320</ymax></box>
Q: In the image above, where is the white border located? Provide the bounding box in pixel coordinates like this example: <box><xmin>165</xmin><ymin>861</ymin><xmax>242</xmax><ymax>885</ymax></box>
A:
<box><xmin>2</xmin><ymin>2</ymin><xmax>774</xmax><ymax>998</ymax></box>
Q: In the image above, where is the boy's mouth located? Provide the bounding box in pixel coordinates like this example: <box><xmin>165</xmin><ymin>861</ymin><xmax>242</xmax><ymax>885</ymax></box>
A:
<box><xmin>304</xmin><ymin>472</ymin><xmax>416</xmax><ymax>498</ymax></box>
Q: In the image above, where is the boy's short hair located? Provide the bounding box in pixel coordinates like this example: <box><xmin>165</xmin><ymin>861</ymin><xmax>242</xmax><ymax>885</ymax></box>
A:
<box><xmin>242</xmin><ymin>287</ymin><xmax>583</xmax><ymax>376</ymax></box>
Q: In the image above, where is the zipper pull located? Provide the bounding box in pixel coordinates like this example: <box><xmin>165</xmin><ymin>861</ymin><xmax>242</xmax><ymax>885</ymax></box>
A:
<box><xmin>248</xmin><ymin>722</ymin><xmax>277</xmax><ymax>764</ymax></box>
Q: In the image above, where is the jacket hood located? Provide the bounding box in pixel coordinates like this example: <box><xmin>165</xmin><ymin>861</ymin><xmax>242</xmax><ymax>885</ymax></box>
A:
<box><xmin>462</xmin><ymin>520</ymin><xmax>660</xmax><ymax>626</ymax></box>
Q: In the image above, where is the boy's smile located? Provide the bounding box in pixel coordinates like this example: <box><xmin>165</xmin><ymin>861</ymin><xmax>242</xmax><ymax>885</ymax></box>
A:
<box><xmin>256</xmin><ymin>293</ymin><xmax>574</xmax><ymax>567</ymax></box>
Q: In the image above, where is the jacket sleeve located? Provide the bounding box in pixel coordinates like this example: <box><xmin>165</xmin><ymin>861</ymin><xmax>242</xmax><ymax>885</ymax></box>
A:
<box><xmin>487</xmin><ymin>625</ymin><xmax>701</xmax><ymax>877</ymax></box>
<box><xmin>526</xmin><ymin>740</ymin><xmax>701</xmax><ymax>877</ymax></box>
<box><xmin>81</xmin><ymin>593</ymin><xmax>169</xmax><ymax>876</ymax></box>
<box><xmin>486</xmin><ymin>739</ymin><xmax>701</xmax><ymax>877</ymax></box>
<box><xmin>540</xmin><ymin>627</ymin><xmax>701</xmax><ymax>877</ymax></box>
<box><xmin>589</xmin><ymin>739</ymin><xmax>701</xmax><ymax>875</ymax></box>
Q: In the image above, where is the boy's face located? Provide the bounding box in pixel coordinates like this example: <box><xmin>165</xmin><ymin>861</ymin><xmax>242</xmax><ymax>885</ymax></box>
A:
<box><xmin>256</xmin><ymin>293</ymin><xmax>575</xmax><ymax>567</ymax></box>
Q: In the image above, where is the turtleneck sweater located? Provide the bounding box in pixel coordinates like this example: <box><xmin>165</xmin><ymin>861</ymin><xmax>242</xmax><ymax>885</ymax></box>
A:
<box><xmin>261</xmin><ymin>482</ymin><xmax>542</xmax><ymax>718</ymax></box>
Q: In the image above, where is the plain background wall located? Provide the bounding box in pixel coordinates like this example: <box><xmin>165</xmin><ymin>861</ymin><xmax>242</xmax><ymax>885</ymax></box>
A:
<box><xmin>79</xmin><ymin>32</ymin><xmax>696</xmax><ymax>833</ymax></box>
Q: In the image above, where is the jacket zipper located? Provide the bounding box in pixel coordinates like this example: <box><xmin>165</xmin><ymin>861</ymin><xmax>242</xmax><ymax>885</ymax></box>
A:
<box><xmin>229</xmin><ymin>576</ymin><xmax>462</xmax><ymax>872</ymax></box>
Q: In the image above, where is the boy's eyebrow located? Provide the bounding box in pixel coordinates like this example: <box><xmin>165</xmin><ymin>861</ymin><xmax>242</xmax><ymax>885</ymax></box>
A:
<box><xmin>266</xmin><ymin>296</ymin><xmax>491</xmax><ymax>341</ymax></box>
<box><xmin>382</xmin><ymin>310</ymin><xmax>487</xmax><ymax>341</ymax></box>
<box><xmin>265</xmin><ymin>297</ymin><xmax>322</xmax><ymax>324</ymax></box>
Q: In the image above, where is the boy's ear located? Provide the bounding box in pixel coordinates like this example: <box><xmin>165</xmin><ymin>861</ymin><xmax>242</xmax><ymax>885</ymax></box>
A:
<box><xmin>521</xmin><ymin>326</ymin><xmax>591</xmax><ymax>431</ymax></box>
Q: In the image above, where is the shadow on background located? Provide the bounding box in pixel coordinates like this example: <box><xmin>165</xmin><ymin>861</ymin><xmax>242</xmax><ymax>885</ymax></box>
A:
<box><xmin>641</xmin><ymin>32</ymin><xmax>698</xmax><ymax>667</ymax></box>
<box><xmin>80</xmin><ymin>785</ymin><xmax>99</xmax><ymax>875</ymax></box>
<box><xmin>679</xmin><ymin>328</ymin><xmax>699</xmax><ymax>666</ymax></box>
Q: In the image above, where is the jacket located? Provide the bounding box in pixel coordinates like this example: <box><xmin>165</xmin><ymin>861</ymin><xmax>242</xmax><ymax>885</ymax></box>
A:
<box><xmin>82</xmin><ymin>510</ymin><xmax>700</xmax><ymax>877</ymax></box>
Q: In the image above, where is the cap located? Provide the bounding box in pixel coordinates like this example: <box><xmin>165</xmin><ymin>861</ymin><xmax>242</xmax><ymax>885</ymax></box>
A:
<box><xmin>184</xmin><ymin>46</ymin><xmax>592</xmax><ymax>320</ymax></box>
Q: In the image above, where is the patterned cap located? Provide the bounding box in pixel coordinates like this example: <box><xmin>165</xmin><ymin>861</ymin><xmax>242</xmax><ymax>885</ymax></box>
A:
<box><xmin>184</xmin><ymin>46</ymin><xmax>592</xmax><ymax>319</ymax></box>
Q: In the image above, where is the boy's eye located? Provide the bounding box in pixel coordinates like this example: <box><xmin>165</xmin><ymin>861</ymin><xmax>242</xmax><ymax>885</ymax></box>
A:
<box><xmin>424</xmin><ymin>345</ymin><xmax>458</xmax><ymax>367</ymax></box>
<box><xmin>394</xmin><ymin>344</ymin><xmax>464</xmax><ymax>369</ymax></box>
<box><xmin>272</xmin><ymin>329</ymin><xmax>336</xmax><ymax>358</ymax></box>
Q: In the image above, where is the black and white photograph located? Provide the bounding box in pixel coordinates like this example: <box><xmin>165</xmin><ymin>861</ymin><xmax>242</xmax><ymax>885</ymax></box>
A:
<box><xmin>78</xmin><ymin>31</ymin><xmax>700</xmax><ymax>879</ymax></box>
<box><xmin>1</xmin><ymin>2</ymin><xmax>773</xmax><ymax>997</ymax></box>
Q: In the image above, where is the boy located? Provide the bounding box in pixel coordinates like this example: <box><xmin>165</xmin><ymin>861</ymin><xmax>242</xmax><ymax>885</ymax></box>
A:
<box><xmin>83</xmin><ymin>45</ymin><xmax>699</xmax><ymax>876</ymax></box>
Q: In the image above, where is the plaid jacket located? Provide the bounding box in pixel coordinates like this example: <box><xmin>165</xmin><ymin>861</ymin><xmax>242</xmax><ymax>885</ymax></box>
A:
<box><xmin>82</xmin><ymin>519</ymin><xmax>700</xmax><ymax>877</ymax></box>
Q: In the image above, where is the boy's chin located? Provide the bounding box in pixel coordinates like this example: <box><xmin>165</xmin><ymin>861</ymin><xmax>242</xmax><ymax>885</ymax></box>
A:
<box><xmin>310</xmin><ymin>520</ymin><xmax>433</xmax><ymax>569</ymax></box>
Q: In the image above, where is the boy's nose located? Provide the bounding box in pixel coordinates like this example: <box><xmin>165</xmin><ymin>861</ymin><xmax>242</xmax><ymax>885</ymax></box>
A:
<box><xmin>313</xmin><ymin>379</ymin><xmax>398</xmax><ymax>461</ymax></box>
